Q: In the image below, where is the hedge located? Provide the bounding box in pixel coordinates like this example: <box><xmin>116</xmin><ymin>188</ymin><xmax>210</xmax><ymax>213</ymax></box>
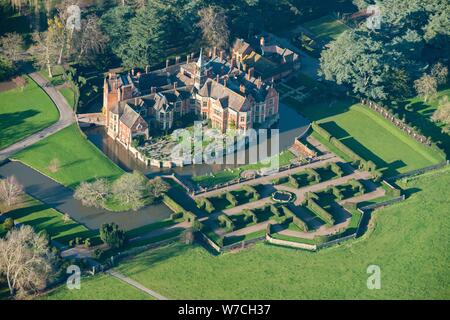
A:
<box><xmin>305</xmin><ymin>168</ymin><xmax>320</xmax><ymax>182</ymax></box>
<box><xmin>307</xmin><ymin>198</ymin><xmax>335</xmax><ymax>226</ymax></box>
<box><xmin>270</xmin><ymin>204</ymin><xmax>283</xmax><ymax>217</ymax></box>
<box><xmin>242</xmin><ymin>185</ymin><xmax>260</xmax><ymax>200</ymax></box>
<box><xmin>218</xmin><ymin>214</ymin><xmax>234</xmax><ymax>232</ymax></box>
<box><xmin>382</xmin><ymin>180</ymin><xmax>402</xmax><ymax>197</ymax></box>
<box><xmin>332</xmin><ymin>186</ymin><xmax>344</xmax><ymax>200</ymax></box>
<box><xmin>163</xmin><ymin>194</ymin><xmax>186</xmax><ymax>214</ymax></box>
<box><xmin>243</xmin><ymin>209</ymin><xmax>258</xmax><ymax>224</ymax></box>
<box><xmin>330</xmin><ymin>162</ymin><xmax>343</xmax><ymax>177</ymax></box>
<box><xmin>282</xmin><ymin>206</ymin><xmax>309</xmax><ymax>231</ymax></box>
<box><xmin>312</xmin><ymin>121</ymin><xmax>332</xmax><ymax>141</ymax></box>
<box><xmin>225</xmin><ymin>192</ymin><xmax>238</xmax><ymax>207</ymax></box>
<box><xmin>170</xmin><ymin>212</ymin><xmax>184</xmax><ymax>220</ymax></box>
<box><xmin>272</xmin><ymin>176</ymin><xmax>288</xmax><ymax>185</ymax></box>
<box><xmin>288</xmin><ymin>175</ymin><xmax>300</xmax><ymax>188</ymax></box>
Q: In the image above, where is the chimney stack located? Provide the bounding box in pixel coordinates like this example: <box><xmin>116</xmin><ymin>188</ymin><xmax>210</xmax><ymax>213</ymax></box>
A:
<box><xmin>166</xmin><ymin>59</ymin><xmax>170</xmax><ymax>69</ymax></box>
<box><xmin>224</xmin><ymin>76</ymin><xmax>228</xmax><ymax>87</ymax></box>
<box><xmin>260</xmin><ymin>36</ymin><xmax>265</xmax><ymax>47</ymax></box>
<box><xmin>131</xmin><ymin>69</ymin><xmax>135</xmax><ymax>76</ymax></box>
<box><xmin>219</xmin><ymin>50</ymin><xmax>224</xmax><ymax>61</ymax></box>
<box><xmin>186</xmin><ymin>55</ymin><xmax>190</xmax><ymax>64</ymax></box>
<box><xmin>213</xmin><ymin>47</ymin><xmax>217</xmax><ymax>58</ymax></box>
<box><xmin>145</xmin><ymin>65</ymin><xmax>150</xmax><ymax>74</ymax></box>
<box><xmin>175</xmin><ymin>56</ymin><xmax>180</xmax><ymax>64</ymax></box>
<box><xmin>173</xmin><ymin>82</ymin><xmax>177</xmax><ymax>89</ymax></box>
<box><xmin>256</xmin><ymin>76</ymin><xmax>262</xmax><ymax>89</ymax></box>
<box><xmin>242</xmin><ymin>63</ymin><xmax>247</xmax><ymax>72</ymax></box>
<box><xmin>151</xmin><ymin>87</ymin><xmax>156</xmax><ymax>94</ymax></box>
<box><xmin>216</xmin><ymin>74</ymin><xmax>219</xmax><ymax>83</ymax></box>
<box><xmin>240</xmin><ymin>84</ymin><xmax>246</xmax><ymax>94</ymax></box>
<box><xmin>247</xmin><ymin>67</ymin><xmax>254</xmax><ymax>80</ymax></box>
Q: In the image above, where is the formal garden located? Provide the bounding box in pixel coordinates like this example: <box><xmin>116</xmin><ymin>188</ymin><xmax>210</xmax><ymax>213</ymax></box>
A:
<box><xmin>42</xmin><ymin>165</ymin><xmax>449</xmax><ymax>300</ymax></box>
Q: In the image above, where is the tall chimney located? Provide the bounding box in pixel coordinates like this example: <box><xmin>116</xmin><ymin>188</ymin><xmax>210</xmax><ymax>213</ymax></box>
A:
<box><xmin>256</xmin><ymin>76</ymin><xmax>262</xmax><ymax>89</ymax></box>
<box><xmin>213</xmin><ymin>47</ymin><xmax>217</xmax><ymax>58</ymax></box>
<box><xmin>173</xmin><ymin>82</ymin><xmax>177</xmax><ymax>89</ymax></box>
<box><xmin>216</xmin><ymin>74</ymin><xmax>219</xmax><ymax>83</ymax></box>
<box><xmin>166</xmin><ymin>59</ymin><xmax>170</xmax><ymax>69</ymax></box>
<box><xmin>151</xmin><ymin>87</ymin><xmax>156</xmax><ymax>94</ymax></box>
<box><xmin>145</xmin><ymin>65</ymin><xmax>150</xmax><ymax>73</ymax></box>
<box><xmin>260</xmin><ymin>36</ymin><xmax>265</xmax><ymax>47</ymax></box>
<box><xmin>219</xmin><ymin>50</ymin><xmax>224</xmax><ymax>61</ymax></box>
<box><xmin>131</xmin><ymin>69</ymin><xmax>135</xmax><ymax>76</ymax></box>
<box><xmin>224</xmin><ymin>76</ymin><xmax>228</xmax><ymax>87</ymax></box>
<box><xmin>175</xmin><ymin>56</ymin><xmax>180</xmax><ymax>64</ymax></box>
<box><xmin>247</xmin><ymin>67</ymin><xmax>254</xmax><ymax>79</ymax></box>
<box><xmin>242</xmin><ymin>63</ymin><xmax>247</xmax><ymax>72</ymax></box>
<box><xmin>240</xmin><ymin>84</ymin><xmax>246</xmax><ymax>94</ymax></box>
<box><xmin>186</xmin><ymin>55</ymin><xmax>190</xmax><ymax>64</ymax></box>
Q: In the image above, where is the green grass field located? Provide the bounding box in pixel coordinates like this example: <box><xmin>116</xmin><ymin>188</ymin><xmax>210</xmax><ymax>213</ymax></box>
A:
<box><xmin>59</xmin><ymin>87</ymin><xmax>76</xmax><ymax>109</ymax></box>
<box><xmin>303</xmin><ymin>15</ymin><xmax>350</xmax><ymax>41</ymax></box>
<box><xmin>13</xmin><ymin>124</ymin><xmax>123</xmax><ymax>188</ymax></box>
<box><xmin>0</xmin><ymin>76</ymin><xmax>59</xmax><ymax>149</ymax></box>
<box><xmin>290</xmin><ymin>97</ymin><xmax>444</xmax><ymax>176</ymax></box>
<box><xmin>101</xmin><ymin>167</ymin><xmax>449</xmax><ymax>299</ymax></box>
<box><xmin>0</xmin><ymin>196</ymin><xmax>99</xmax><ymax>245</ymax></box>
<box><xmin>41</xmin><ymin>274</ymin><xmax>152</xmax><ymax>300</ymax></box>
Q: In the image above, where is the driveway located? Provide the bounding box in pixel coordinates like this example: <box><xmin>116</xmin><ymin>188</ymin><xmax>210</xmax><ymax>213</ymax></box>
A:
<box><xmin>0</xmin><ymin>72</ymin><xmax>76</xmax><ymax>160</ymax></box>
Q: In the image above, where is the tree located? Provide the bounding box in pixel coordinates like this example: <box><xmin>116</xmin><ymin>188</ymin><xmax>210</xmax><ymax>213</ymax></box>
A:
<box><xmin>28</xmin><ymin>32</ymin><xmax>59</xmax><ymax>78</ymax></box>
<box><xmin>11</xmin><ymin>76</ymin><xmax>27</xmax><ymax>91</ymax></box>
<box><xmin>3</xmin><ymin>218</ymin><xmax>14</xmax><ymax>232</ymax></box>
<box><xmin>74</xmin><ymin>179</ymin><xmax>110</xmax><ymax>208</ymax></box>
<box><xmin>0</xmin><ymin>176</ymin><xmax>24</xmax><ymax>209</ymax></box>
<box><xmin>47</xmin><ymin>158</ymin><xmax>61</xmax><ymax>173</ymax></box>
<box><xmin>431</xmin><ymin>63</ymin><xmax>448</xmax><ymax>86</ymax></box>
<box><xmin>197</xmin><ymin>6</ymin><xmax>230</xmax><ymax>50</ymax></box>
<box><xmin>99</xmin><ymin>223</ymin><xmax>126</xmax><ymax>249</ymax></box>
<box><xmin>147</xmin><ymin>177</ymin><xmax>169</xmax><ymax>203</ymax></box>
<box><xmin>0</xmin><ymin>226</ymin><xmax>55</xmax><ymax>298</ymax></box>
<box><xmin>0</xmin><ymin>32</ymin><xmax>24</xmax><ymax>64</ymax></box>
<box><xmin>112</xmin><ymin>172</ymin><xmax>146</xmax><ymax>210</ymax></box>
<box><xmin>414</xmin><ymin>74</ymin><xmax>437</xmax><ymax>102</ymax></box>
<box><xmin>74</xmin><ymin>15</ymin><xmax>109</xmax><ymax>66</ymax></box>
<box><xmin>432</xmin><ymin>96</ymin><xmax>450</xmax><ymax>133</ymax></box>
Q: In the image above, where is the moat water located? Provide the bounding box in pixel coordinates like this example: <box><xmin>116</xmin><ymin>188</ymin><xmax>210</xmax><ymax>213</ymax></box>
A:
<box><xmin>84</xmin><ymin>103</ymin><xmax>310</xmax><ymax>179</ymax></box>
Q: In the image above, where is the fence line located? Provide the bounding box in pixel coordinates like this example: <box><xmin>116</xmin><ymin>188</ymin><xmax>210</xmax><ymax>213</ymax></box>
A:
<box><xmin>386</xmin><ymin>161</ymin><xmax>449</xmax><ymax>182</ymax></box>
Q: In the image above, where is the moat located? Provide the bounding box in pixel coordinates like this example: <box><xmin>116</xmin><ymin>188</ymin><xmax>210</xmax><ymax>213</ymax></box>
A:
<box><xmin>84</xmin><ymin>103</ymin><xmax>310</xmax><ymax>179</ymax></box>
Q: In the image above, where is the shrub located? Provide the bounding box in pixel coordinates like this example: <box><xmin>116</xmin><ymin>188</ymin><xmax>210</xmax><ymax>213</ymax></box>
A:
<box><xmin>100</xmin><ymin>222</ymin><xmax>126</xmax><ymax>249</ymax></box>
<box><xmin>272</xmin><ymin>176</ymin><xmax>288</xmax><ymax>185</ymax></box>
<box><xmin>332</xmin><ymin>186</ymin><xmax>344</xmax><ymax>200</ymax></box>
<box><xmin>242</xmin><ymin>185</ymin><xmax>260</xmax><ymax>200</ymax></box>
<box><xmin>195</xmin><ymin>197</ymin><xmax>206</xmax><ymax>210</ymax></box>
<box><xmin>75</xmin><ymin>237</ymin><xmax>83</xmax><ymax>246</ymax></box>
<box><xmin>69</xmin><ymin>239</ymin><xmax>75</xmax><ymax>247</ymax></box>
<box><xmin>184</xmin><ymin>211</ymin><xmax>197</xmax><ymax>223</ymax></box>
<box><xmin>218</xmin><ymin>214</ymin><xmax>234</xmax><ymax>232</ymax></box>
<box><xmin>243</xmin><ymin>209</ymin><xmax>258</xmax><ymax>224</ymax></box>
<box><xmin>305</xmin><ymin>168</ymin><xmax>320</xmax><ymax>183</ymax></box>
<box><xmin>163</xmin><ymin>195</ymin><xmax>186</xmax><ymax>214</ymax></box>
<box><xmin>83</xmin><ymin>238</ymin><xmax>91</xmax><ymax>248</ymax></box>
<box><xmin>93</xmin><ymin>248</ymin><xmax>104</xmax><ymax>260</ymax></box>
<box><xmin>3</xmin><ymin>218</ymin><xmax>14</xmax><ymax>231</ymax></box>
<box><xmin>270</xmin><ymin>204</ymin><xmax>283</xmax><ymax>217</ymax></box>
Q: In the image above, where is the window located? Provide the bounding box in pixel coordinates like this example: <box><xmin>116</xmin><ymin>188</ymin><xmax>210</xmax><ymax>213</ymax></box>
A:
<box><xmin>214</xmin><ymin>109</ymin><xmax>221</xmax><ymax>116</ymax></box>
<box><xmin>240</xmin><ymin>116</ymin><xmax>245</xmax><ymax>123</ymax></box>
<box><xmin>202</xmin><ymin>101</ymin><xmax>207</xmax><ymax>107</ymax></box>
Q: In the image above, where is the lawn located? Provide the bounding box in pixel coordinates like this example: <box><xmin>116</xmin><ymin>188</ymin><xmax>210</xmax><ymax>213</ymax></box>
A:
<box><xmin>59</xmin><ymin>86</ymin><xmax>76</xmax><ymax>109</ymax></box>
<box><xmin>41</xmin><ymin>274</ymin><xmax>152</xmax><ymax>300</ymax></box>
<box><xmin>192</xmin><ymin>150</ymin><xmax>295</xmax><ymax>188</ymax></box>
<box><xmin>0</xmin><ymin>196</ymin><xmax>99</xmax><ymax>246</ymax></box>
<box><xmin>13</xmin><ymin>124</ymin><xmax>123</xmax><ymax>188</ymax></box>
<box><xmin>303</xmin><ymin>15</ymin><xmax>350</xmax><ymax>41</ymax></box>
<box><xmin>0</xmin><ymin>75</ymin><xmax>59</xmax><ymax>149</ymax></box>
<box><xmin>103</xmin><ymin>166</ymin><xmax>449</xmax><ymax>299</ymax></box>
<box><xmin>291</xmin><ymin>97</ymin><xmax>444</xmax><ymax>176</ymax></box>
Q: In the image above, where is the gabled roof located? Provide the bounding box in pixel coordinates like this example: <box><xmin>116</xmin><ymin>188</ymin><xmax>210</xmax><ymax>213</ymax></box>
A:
<box><xmin>199</xmin><ymin>79</ymin><xmax>247</xmax><ymax>112</ymax></box>
<box><xmin>119</xmin><ymin>104</ymin><xmax>141</xmax><ymax>128</ymax></box>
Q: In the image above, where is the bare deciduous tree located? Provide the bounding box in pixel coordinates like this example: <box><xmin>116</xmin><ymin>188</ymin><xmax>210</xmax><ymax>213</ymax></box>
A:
<box><xmin>12</xmin><ymin>76</ymin><xmax>27</xmax><ymax>91</ymax></box>
<box><xmin>28</xmin><ymin>31</ymin><xmax>59</xmax><ymax>78</ymax></box>
<box><xmin>432</xmin><ymin>96</ymin><xmax>450</xmax><ymax>133</ymax></box>
<box><xmin>414</xmin><ymin>74</ymin><xmax>437</xmax><ymax>102</ymax></box>
<box><xmin>197</xmin><ymin>6</ymin><xmax>230</xmax><ymax>50</ymax></box>
<box><xmin>0</xmin><ymin>176</ymin><xmax>24</xmax><ymax>209</ymax></box>
<box><xmin>431</xmin><ymin>62</ymin><xmax>448</xmax><ymax>86</ymax></box>
<box><xmin>111</xmin><ymin>171</ymin><xmax>146</xmax><ymax>211</ymax></box>
<box><xmin>0</xmin><ymin>32</ymin><xmax>24</xmax><ymax>64</ymax></box>
<box><xmin>74</xmin><ymin>178</ymin><xmax>110</xmax><ymax>208</ymax></box>
<box><xmin>0</xmin><ymin>225</ymin><xmax>55</xmax><ymax>298</ymax></box>
<box><xmin>74</xmin><ymin>15</ymin><xmax>109</xmax><ymax>65</ymax></box>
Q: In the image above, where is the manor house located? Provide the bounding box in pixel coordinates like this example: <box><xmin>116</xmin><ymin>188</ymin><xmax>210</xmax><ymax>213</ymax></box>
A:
<box><xmin>103</xmin><ymin>39</ymin><xmax>295</xmax><ymax>149</ymax></box>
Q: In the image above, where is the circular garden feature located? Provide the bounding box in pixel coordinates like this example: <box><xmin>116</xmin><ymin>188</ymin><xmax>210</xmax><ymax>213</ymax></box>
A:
<box><xmin>271</xmin><ymin>190</ymin><xmax>295</xmax><ymax>203</ymax></box>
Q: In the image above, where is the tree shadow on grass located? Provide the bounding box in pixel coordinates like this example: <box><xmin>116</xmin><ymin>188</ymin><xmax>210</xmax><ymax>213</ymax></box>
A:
<box><xmin>116</xmin><ymin>243</ymin><xmax>193</xmax><ymax>276</ymax></box>
<box><xmin>0</xmin><ymin>110</ymin><xmax>41</xmax><ymax>147</ymax></box>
